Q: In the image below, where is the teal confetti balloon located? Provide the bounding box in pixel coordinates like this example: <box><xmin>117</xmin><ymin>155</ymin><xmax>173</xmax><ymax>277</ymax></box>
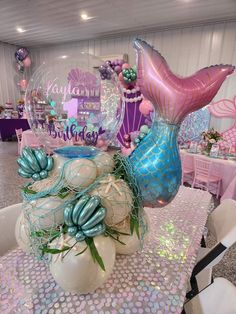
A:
<box><xmin>17</xmin><ymin>147</ymin><xmax>54</xmax><ymax>181</ymax></box>
<box><xmin>63</xmin><ymin>195</ymin><xmax>106</xmax><ymax>241</ymax></box>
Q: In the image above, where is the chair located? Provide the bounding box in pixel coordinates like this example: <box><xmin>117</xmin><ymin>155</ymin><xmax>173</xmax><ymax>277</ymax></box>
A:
<box><xmin>184</xmin><ymin>277</ymin><xmax>236</xmax><ymax>314</ymax></box>
<box><xmin>181</xmin><ymin>154</ymin><xmax>194</xmax><ymax>184</ymax></box>
<box><xmin>187</xmin><ymin>199</ymin><xmax>236</xmax><ymax>299</ymax></box>
<box><xmin>191</xmin><ymin>157</ymin><xmax>222</xmax><ymax>198</ymax></box>
<box><xmin>0</xmin><ymin>203</ymin><xmax>22</xmax><ymax>256</ymax></box>
<box><xmin>15</xmin><ymin>128</ymin><xmax>23</xmax><ymax>155</ymax></box>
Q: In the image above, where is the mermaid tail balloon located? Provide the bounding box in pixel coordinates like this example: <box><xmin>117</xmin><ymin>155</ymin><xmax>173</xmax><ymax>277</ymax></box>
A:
<box><xmin>129</xmin><ymin>38</ymin><xmax>235</xmax><ymax>207</ymax></box>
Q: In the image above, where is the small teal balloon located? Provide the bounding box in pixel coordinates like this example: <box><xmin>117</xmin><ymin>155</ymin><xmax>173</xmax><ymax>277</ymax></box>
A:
<box><xmin>134</xmin><ymin>137</ymin><xmax>140</xmax><ymax>144</ymax></box>
<box><xmin>17</xmin><ymin>157</ymin><xmax>32</xmax><ymax>174</ymax></box>
<box><xmin>83</xmin><ymin>223</ymin><xmax>106</xmax><ymax>237</ymax></box>
<box><xmin>68</xmin><ymin>226</ymin><xmax>78</xmax><ymax>237</ymax></box>
<box><xmin>32</xmin><ymin>173</ymin><xmax>40</xmax><ymax>181</ymax></box>
<box><xmin>18</xmin><ymin>168</ymin><xmax>32</xmax><ymax>178</ymax></box>
<box><xmin>140</xmin><ymin>125</ymin><xmax>149</xmax><ymax>134</ymax></box>
<box><xmin>82</xmin><ymin>207</ymin><xmax>106</xmax><ymax>230</ymax></box>
<box><xmin>46</xmin><ymin>157</ymin><xmax>54</xmax><ymax>171</ymax></box>
<box><xmin>22</xmin><ymin>147</ymin><xmax>41</xmax><ymax>172</ymax></box>
<box><xmin>64</xmin><ymin>204</ymin><xmax>74</xmax><ymax>227</ymax></box>
<box><xmin>131</xmin><ymin>73</ymin><xmax>137</xmax><ymax>81</ymax></box>
<box><xmin>122</xmin><ymin>69</ymin><xmax>129</xmax><ymax>75</ymax></box>
<box><xmin>72</xmin><ymin>195</ymin><xmax>90</xmax><ymax>225</ymax></box>
<box><xmin>34</xmin><ymin>149</ymin><xmax>47</xmax><ymax>169</ymax></box>
<box><xmin>78</xmin><ymin>196</ymin><xmax>100</xmax><ymax>226</ymax></box>
<box><xmin>39</xmin><ymin>170</ymin><xmax>48</xmax><ymax>179</ymax></box>
<box><xmin>75</xmin><ymin>231</ymin><xmax>86</xmax><ymax>242</ymax></box>
<box><xmin>139</xmin><ymin>132</ymin><xmax>146</xmax><ymax>140</ymax></box>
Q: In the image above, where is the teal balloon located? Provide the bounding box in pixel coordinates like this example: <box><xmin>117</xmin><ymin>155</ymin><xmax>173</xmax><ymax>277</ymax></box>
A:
<box><xmin>139</xmin><ymin>132</ymin><xmax>146</xmax><ymax>140</ymax></box>
<box><xmin>129</xmin><ymin>119</ymin><xmax>181</xmax><ymax>207</ymax></box>
<box><xmin>18</xmin><ymin>168</ymin><xmax>32</xmax><ymax>178</ymax></box>
<box><xmin>72</xmin><ymin>195</ymin><xmax>90</xmax><ymax>225</ymax></box>
<box><xmin>68</xmin><ymin>226</ymin><xmax>78</xmax><ymax>236</ymax></box>
<box><xmin>83</xmin><ymin>223</ymin><xmax>106</xmax><ymax>237</ymax></box>
<box><xmin>34</xmin><ymin>149</ymin><xmax>47</xmax><ymax>169</ymax></box>
<box><xmin>64</xmin><ymin>195</ymin><xmax>106</xmax><ymax>242</ymax></box>
<box><xmin>17</xmin><ymin>157</ymin><xmax>32</xmax><ymax>174</ymax></box>
<box><xmin>140</xmin><ymin>125</ymin><xmax>149</xmax><ymax>134</ymax></box>
<box><xmin>64</xmin><ymin>204</ymin><xmax>74</xmax><ymax>226</ymax></box>
<box><xmin>82</xmin><ymin>207</ymin><xmax>106</xmax><ymax>230</ymax></box>
<box><xmin>22</xmin><ymin>147</ymin><xmax>41</xmax><ymax>172</ymax></box>
<box><xmin>39</xmin><ymin>170</ymin><xmax>48</xmax><ymax>179</ymax></box>
<box><xmin>134</xmin><ymin>138</ymin><xmax>140</xmax><ymax>144</ymax></box>
<box><xmin>32</xmin><ymin>173</ymin><xmax>40</xmax><ymax>181</ymax></box>
<box><xmin>46</xmin><ymin>157</ymin><xmax>53</xmax><ymax>171</ymax></box>
<box><xmin>122</xmin><ymin>69</ymin><xmax>129</xmax><ymax>75</ymax></box>
<box><xmin>78</xmin><ymin>196</ymin><xmax>100</xmax><ymax>226</ymax></box>
<box><xmin>75</xmin><ymin>231</ymin><xmax>85</xmax><ymax>242</ymax></box>
<box><xmin>18</xmin><ymin>147</ymin><xmax>53</xmax><ymax>181</ymax></box>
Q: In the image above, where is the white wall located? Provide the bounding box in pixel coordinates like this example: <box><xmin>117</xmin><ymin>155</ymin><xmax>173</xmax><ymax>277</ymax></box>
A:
<box><xmin>0</xmin><ymin>41</ymin><xmax>22</xmax><ymax>106</ymax></box>
<box><xmin>30</xmin><ymin>21</ymin><xmax>236</xmax><ymax>132</ymax></box>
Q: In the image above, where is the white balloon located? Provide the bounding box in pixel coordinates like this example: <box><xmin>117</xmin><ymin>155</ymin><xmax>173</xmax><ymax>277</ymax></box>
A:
<box><xmin>90</xmin><ymin>175</ymin><xmax>133</xmax><ymax>226</ymax></box>
<box><xmin>93</xmin><ymin>152</ymin><xmax>114</xmax><ymax>176</ymax></box>
<box><xmin>114</xmin><ymin>210</ymin><xmax>150</xmax><ymax>255</ymax></box>
<box><xmin>50</xmin><ymin>235</ymin><xmax>116</xmax><ymax>294</ymax></box>
<box><xmin>64</xmin><ymin>159</ymin><xmax>97</xmax><ymax>189</ymax></box>
<box><xmin>51</xmin><ymin>154</ymin><xmax>67</xmax><ymax>175</ymax></box>
<box><xmin>15</xmin><ymin>212</ymin><xmax>31</xmax><ymax>253</ymax></box>
<box><xmin>28</xmin><ymin>196</ymin><xmax>65</xmax><ymax>229</ymax></box>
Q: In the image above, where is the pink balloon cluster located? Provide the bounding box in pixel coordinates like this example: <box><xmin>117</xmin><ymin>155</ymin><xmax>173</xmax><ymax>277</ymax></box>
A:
<box><xmin>139</xmin><ymin>99</ymin><xmax>153</xmax><ymax>116</ymax></box>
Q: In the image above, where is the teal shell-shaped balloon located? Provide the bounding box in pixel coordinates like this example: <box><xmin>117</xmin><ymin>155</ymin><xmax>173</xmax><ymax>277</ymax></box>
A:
<box><xmin>64</xmin><ymin>195</ymin><xmax>106</xmax><ymax>242</ymax></box>
<box><xmin>17</xmin><ymin>146</ymin><xmax>54</xmax><ymax>181</ymax></box>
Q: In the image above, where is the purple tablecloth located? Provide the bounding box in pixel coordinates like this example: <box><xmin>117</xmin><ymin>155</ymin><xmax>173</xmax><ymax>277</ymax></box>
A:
<box><xmin>0</xmin><ymin>187</ymin><xmax>212</xmax><ymax>314</ymax></box>
<box><xmin>0</xmin><ymin>119</ymin><xmax>30</xmax><ymax>141</ymax></box>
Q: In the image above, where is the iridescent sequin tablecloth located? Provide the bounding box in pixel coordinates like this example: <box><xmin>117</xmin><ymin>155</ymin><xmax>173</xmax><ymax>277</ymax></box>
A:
<box><xmin>0</xmin><ymin>186</ymin><xmax>212</xmax><ymax>314</ymax></box>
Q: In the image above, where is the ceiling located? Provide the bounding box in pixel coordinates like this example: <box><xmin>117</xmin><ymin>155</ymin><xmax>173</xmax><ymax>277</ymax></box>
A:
<box><xmin>1</xmin><ymin>0</ymin><xmax>236</xmax><ymax>47</ymax></box>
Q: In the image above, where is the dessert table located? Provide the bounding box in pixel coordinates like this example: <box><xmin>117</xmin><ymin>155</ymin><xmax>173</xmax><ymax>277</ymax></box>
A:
<box><xmin>180</xmin><ymin>150</ymin><xmax>236</xmax><ymax>201</ymax></box>
<box><xmin>0</xmin><ymin>186</ymin><xmax>212</xmax><ymax>314</ymax></box>
<box><xmin>0</xmin><ymin>119</ymin><xmax>30</xmax><ymax>141</ymax></box>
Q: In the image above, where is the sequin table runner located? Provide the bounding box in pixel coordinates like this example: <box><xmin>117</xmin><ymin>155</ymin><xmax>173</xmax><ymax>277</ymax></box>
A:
<box><xmin>0</xmin><ymin>186</ymin><xmax>212</xmax><ymax>314</ymax></box>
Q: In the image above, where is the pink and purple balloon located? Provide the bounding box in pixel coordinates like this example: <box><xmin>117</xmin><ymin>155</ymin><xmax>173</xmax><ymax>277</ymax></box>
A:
<box><xmin>129</xmin><ymin>38</ymin><xmax>235</xmax><ymax>207</ymax></box>
<box><xmin>15</xmin><ymin>47</ymin><xmax>29</xmax><ymax>62</ymax></box>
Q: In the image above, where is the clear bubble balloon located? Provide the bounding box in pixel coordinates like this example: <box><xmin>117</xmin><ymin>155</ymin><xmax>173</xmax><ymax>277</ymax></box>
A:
<box><xmin>25</xmin><ymin>53</ymin><xmax>124</xmax><ymax>151</ymax></box>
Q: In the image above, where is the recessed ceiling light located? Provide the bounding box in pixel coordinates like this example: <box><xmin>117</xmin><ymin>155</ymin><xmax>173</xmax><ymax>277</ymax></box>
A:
<box><xmin>16</xmin><ymin>27</ymin><xmax>26</xmax><ymax>33</ymax></box>
<box><xmin>80</xmin><ymin>13</ymin><xmax>94</xmax><ymax>21</ymax></box>
<box><xmin>61</xmin><ymin>55</ymin><xmax>68</xmax><ymax>59</ymax></box>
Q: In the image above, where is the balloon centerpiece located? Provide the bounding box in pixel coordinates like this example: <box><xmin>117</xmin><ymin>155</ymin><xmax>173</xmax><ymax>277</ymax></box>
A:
<box><xmin>16</xmin><ymin>39</ymin><xmax>234</xmax><ymax>294</ymax></box>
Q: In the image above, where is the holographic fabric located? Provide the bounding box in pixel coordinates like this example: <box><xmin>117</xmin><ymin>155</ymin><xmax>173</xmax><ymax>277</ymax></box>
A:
<box><xmin>0</xmin><ymin>187</ymin><xmax>212</xmax><ymax>314</ymax></box>
<box><xmin>129</xmin><ymin>118</ymin><xmax>181</xmax><ymax>207</ymax></box>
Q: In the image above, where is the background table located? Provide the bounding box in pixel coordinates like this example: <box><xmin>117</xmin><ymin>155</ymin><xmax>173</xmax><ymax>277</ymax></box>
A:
<box><xmin>181</xmin><ymin>150</ymin><xmax>236</xmax><ymax>201</ymax></box>
<box><xmin>0</xmin><ymin>187</ymin><xmax>212</xmax><ymax>314</ymax></box>
<box><xmin>0</xmin><ymin>119</ymin><xmax>30</xmax><ymax>141</ymax></box>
